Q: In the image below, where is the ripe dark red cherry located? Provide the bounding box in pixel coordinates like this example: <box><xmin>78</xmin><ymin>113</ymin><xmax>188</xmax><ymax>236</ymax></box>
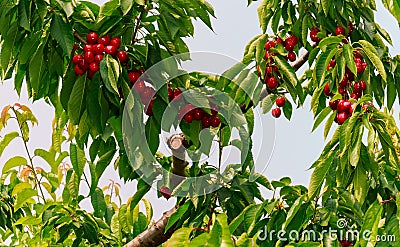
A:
<box><xmin>105</xmin><ymin>45</ymin><xmax>117</xmax><ymax>56</ymax></box>
<box><xmin>78</xmin><ymin>59</ymin><xmax>89</xmax><ymax>70</ymax></box>
<box><xmin>287</xmin><ymin>51</ymin><xmax>296</xmax><ymax>62</ymax></box>
<box><xmin>94</xmin><ymin>54</ymin><xmax>104</xmax><ymax>64</ymax></box>
<box><xmin>271</xmin><ymin>108</ymin><xmax>281</xmax><ymax>118</ymax></box>
<box><xmin>335</xmin><ymin>26</ymin><xmax>346</xmax><ymax>36</ymax></box>
<box><xmin>173</xmin><ymin>88</ymin><xmax>182</xmax><ymax>101</ymax></box>
<box><xmin>310</xmin><ymin>27</ymin><xmax>321</xmax><ymax>42</ymax></box>
<box><xmin>128</xmin><ymin>71</ymin><xmax>141</xmax><ymax>84</ymax></box>
<box><xmin>265</xmin><ymin>40</ymin><xmax>276</xmax><ymax>51</ymax></box>
<box><xmin>84</xmin><ymin>44</ymin><xmax>93</xmax><ymax>52</ymax></box>
<box><xmin>84</xmin><ymin>51</ymin><xmax>95</xmax><ymax>63</ymax></box>
<box><xmin>89</xmin><ymin>62</ymin><xmax>99</xmax><ymax>72</ymax></box>
<box><xmin>72</xmin><ymin>54</ymin><xmax>83</xmax><ymax>64</ymax></box>
<box><xmin>353</xmin><ymin>82</ymin><xmax>363</xmax><ymax>93</ymax></box>
<box><xmin>337</xmin><ymin>100</ymin><xmax>351</xmax><ymax>113</ymax></box>
<box><xmin>168</xmin><ymin>87</ymin><xmax>174</xmax><ymax>101</ymax></box>
<box><xmin>267</xmin><ymin>77</ymin><xmax>278</xmax><ymax>90</ymax></box>
<box><xmin>159</xmin><ymin>186</ymin><xmax>172</xmax><ymax>199</ymax></box>
<box><xmin>285</xmin><ymin>42</ymin><xmax>295</xmax><ymax>51</ymax></box>
<box><xmin>116</xmin><ymin>50</ymin><xmax>129</xmax><ymax>63</ymax></box>
<box><xmin>93</xmin><ymin>44</ymin><xmax>105</xmax><ymax>55</ymax></box>
<box><xmin>210</xmin><ymin>116</ymin><xmax>221</xmax><ymax>127</ymax></box>
<box><xmin>202</xmin><ymin>116</ymin><xmax>211</xmax><ymax>128</ymax></box>
<box><xmin>86</xmin><ymin>32</ymin><xmax>98</xmax><ymax>44</ymax></box>
<box><xmin>145</xmin><ymin>100</ymin><xmax>153</xmax><ymax>116</ymax></box>
<box><xmin>98</xmin><ymin>36</ymin><xmax>111</xmax><ymax>46</ymax></box>
<box><xmin>350</xmin><ymin>93</ymin><xmax>359</xmax><ymax>99</ymax></box>
<box><xmin>133</xmin><ymin>80</ymin><xmax>146</xmax><ymax>94</ymax></box>
<box><xmin>329</xmin><ymin>100</ymin><xmax>339</xmax><ymax>110</ymax></box>
<box><xmin>324</xmin><ymin>83</ymin><xmax>334</xmax><ymax>97</ymax></box>
<box><xmin>276</xmin><ymin>96</ymin><xmax>286</xmax><ymax>107</ymax></box>
<box><xmin>359</xmin><ymin>80</ymin><xmax>367</xmax><ymax>91</ymax></box>
<box><xmin>339</xmin><ymin>76</ymin><xmax>348</xmax><ymax>87</ymax></box>
<box><xmin>75</xmin><ymin>64</ymin><xmax>85</xmax><ymax>76</ymax></box>
<box><xmin>183</xmin><ymin>114</ymin><xmax>193</xmax><ymax>123</ymax></box>
<box><xmin>286</xmin><ymin>35</ymin><xmax>298</xmax><ymax>46</ymax></box>
<box><xmin>336</xmin><ymin>112</ymin><xmax>349</xmax><ymax>125</ymax></box>
<box><xmin>193</xmin><ymin>108</ymin><xmax>204</xmax><ymax>120</ymax></box>
<box><xmin>109</xmin><ymin>37</ymin><xmax>121</xmax><ymax>48</ymax></box>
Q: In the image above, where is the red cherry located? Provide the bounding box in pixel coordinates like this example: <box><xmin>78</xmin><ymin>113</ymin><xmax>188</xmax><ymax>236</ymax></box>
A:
<box><xmin>116</xmin><ymin>50</ymin><xmax>129</xmax><ymax>64</ymax></box>
<box><xmin>84</xmin><ymin>51</ymin><xmax>95</xmax><ymax>63</ymax></box>
<box><xmin>286</xmin><ymin>35</ymin><xmax>298</xmax><ymax>46</ymax></box>
<box><xmin>353</xmin><ymin>82</ymin><xmax>362</xmax><ymax>93</ymax></box>
<box><xmin>287</xmin><ymin>51</ymin><xmax>296</xmax><ymax>62</ymax></box>
<box><xmin>105</xmin><ymin>45</ymin><xmax>117</xmax><ymax>56</ymax></box>
<box><xmin>265</xmin><ymin>40</ymin><xmax>276</xmax><ymax>51</ymax></box>
<box><xmin>75</xmin><ymin>64</ymin><xmax>85</xmax><ymax>76</ymax></box>
<box><xmin>72</xmin><ymin>42</ymin><xmax>77</xmax><ymax>53</ymax></box>
<box><xmin>339</xmin><ymin>76</ymin><xmax>348</xmax><ymax>87</ymax></box>
<box><xmin>329</xmin><ymin>100</ymin><xmax>339</xmax><ymax>110</ymax></box>
<box><xmin>183</xmin><ymin>114</ymin><xmax>193</xmax><ymax>123</ymax></box>
<box><xmin>276</xmin><ymin>96</ymin><xmax>286</xmax><ymax>107</ymax></box>
<box><xmin>324</xmin><ymin>83</ymin><xmax>334</xmax><ymax>97</ymax></box>
<box><xmin>202</xmin><ymin>116</ymin><xmax>211</xmax><ymax>128</ymax></box>
<box><xmin>338</xmin><ymin>86</ymin><xmax>346</xmax><ymax>95</ymax></box>
<box><xmin>159</xmin><ymin>186</ymin><xmax>172</xmax><ymax>199</ymax></box>
<box><xmin>98</xmin><ymin>36</ymin><xmax>111</xmax><ymax>46</ymax></box>
<box><xmin>276</xmin><ymin>37</ymin><xmax>284</xmax><ymax>44</ymax></box>
<box><xmin>133</xmin><ymin>80</ymin><xmax>146</xmax><ymax>94</ymax></box>
<box><xmin>128</xmin><ymin>71</ymin><xmax>141</xmax><ymax>85</ymax></box>
<box><xmin>110</xmin><ymin>37</ymin><xmax>121</xmax><ymax>48</ymax></box>
<box><xmin>145</xmin><ymin>100</ymin><xmax>154</xmax><ymax>116</ymax></box>
<box><xmin>356</xmin><ymin>63</ymin><xmax>364</xmax><ymax>74</ymax></box>
<box><xmin>265</xmin><ymin>66</ymin><xmax>273</xmax><ymax>75</ymax></box>
<box><xmin>359</xmin><ymin>80</ymin><xmax>367</xmax><ymax>91</ymax></box>
<box><xmin>168</xmin><ymin>87</ymin><xmax>174</xmax><ymax>101</ymax></box>
<box><xmin>350</xmin><ymin>93</ymin><xmax>359</xmax><ymax>99</ymax></box>
<box><xmin>72</xmin><ymin>54</ymin><xmax>83</xmax><ymax>64</ymax></box>
<box><xmin>193</xmin><ymin>108</ymin><xmax>204</xmax><ymax>120</ymax></box>
<box><xmin>335</xmin><ymin>26</ymin><xmax>346</xmax><ymax>36</ymax></box>
<box><xmin>337</xmin><ymin>100</ymin><xmax>351</xmax><ymax>113</ymax></box>
<box><xmin>94</xmin><ymin>54</ymin><xmax>104</xmax><ymax>64</ymax></box>
<box><xmin>310</xmin><ymin>27</ymin><xmax>321</xmax><ymax>42</ymax></box>
<box><xmin>336</xmin><ymin>112</ymin><xmax>349</xmax><ymax>125</ymax></box>
<box><xmin>210</xmin><ymin>115</ymin><xmax>221</xmax><ymax>127</ymax></box>
<box><xmin>93</xmin><ymin>44</ymin><xmax>105</xmax><ymax>55</ymax></box>
<box><xmin>141</xmin><ymin>87</ymin><xmax>154</xmax><ymax>103</ymax></box>
<box><xmin>139</xmin><ymin>67</ymin><xmax>145</xmax><ymax>74</ymax></box>
<box><xmin>78</xmin><ymin>59</ymin><xmax>89</xmax><ymax>70</ymax></box>
<box><xmin>173</xmin><ymin>88</ymin><xmax>182</xmax><ymax>101</ymax></box>
<box><xmin>267</xmin><ymin>77</ymin><xmax>279</xmax><ymax>90</ymax></box>
<box><xmin>86</xmin><ymin>32</ymin><xmax>98</xmax><ymax>44</ymax></box>
<box><xmin>285</xmin><ymin>42</ymin><xmax>295</xmax><ymax>51</ymax></box>
<box><xmin>83</xmin><ymin>44</ymin><xmax>93</xmax><ymax>52</ymax></box>
<box><xmin>89</xmin><ymin>62</ymin><xmax>99</xmax><ymax>72</ymax></box>
<box><xmin>354</xmin><ymin>51</ymin><xmax>363</xmax><ymax>59</ymax></box>
<box><xmin>271</xmin><ymin>108</ymin><xmax>281</xmax><ymax>118</ymax></box>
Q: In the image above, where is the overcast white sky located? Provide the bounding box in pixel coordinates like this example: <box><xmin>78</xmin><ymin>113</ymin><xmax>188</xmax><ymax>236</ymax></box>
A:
<box><xmin>0</xmin><ymin>0</ymin><xmax>399</xmax><ymax>219</ymax></box>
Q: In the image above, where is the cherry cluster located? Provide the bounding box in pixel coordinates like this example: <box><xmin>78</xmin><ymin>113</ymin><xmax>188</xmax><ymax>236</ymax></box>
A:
<box><xmin>261</xmin><ymin>35</ymin><xmax>299</xmax><ymax>91</ymax></box>
<box><xmin>72</xmin><ymin>32</ymin><xmax>128</xmax><ymax>78</ymax></box>
<box><xmin>310</xmin><ymin>22</ymin><xmax>354</xmax><ymax>44</ymax></box>
<box><xmin>339</xmin><ymin>240</ymin><xmax>354</xmax><ymax>247</ymax></box>
<box><xmin>130</xmin><ymin>79</ymin><xmax>156</xmax><ymax>116</ymax></box>
<box><xmin>271</xmin><ymin>96</ymin><xmax>286</xmax><ymax>118</ymax></box>
<box><xmin>168</xmin><ymin>87</ymin><xmax>221</xmax><ymax>128</ymax></box>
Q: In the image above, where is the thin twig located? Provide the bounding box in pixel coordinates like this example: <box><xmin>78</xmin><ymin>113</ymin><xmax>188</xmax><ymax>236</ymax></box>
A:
<box><xmin>74</xmin><ymin>31</ymin><xmax>87</xmax><ymax>44</ymax></box>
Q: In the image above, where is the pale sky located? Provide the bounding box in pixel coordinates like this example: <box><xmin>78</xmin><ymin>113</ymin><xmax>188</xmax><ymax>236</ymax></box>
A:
<box><xmin>0</xmin><ymin>0</ymin><xmax>399</xmax><ymax>220</ymax></box>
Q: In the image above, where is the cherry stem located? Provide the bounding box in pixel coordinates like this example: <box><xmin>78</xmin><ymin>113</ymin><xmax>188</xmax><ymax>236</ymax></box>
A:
<box><xmin>132</xmin><ymin>3</ymin><xmax>147</xmax><ymax>45</ymax></box>
<box><xmin>74</xmin><ymin>31</ymin><xmax>87</xmax><ymax>44</ymax></box>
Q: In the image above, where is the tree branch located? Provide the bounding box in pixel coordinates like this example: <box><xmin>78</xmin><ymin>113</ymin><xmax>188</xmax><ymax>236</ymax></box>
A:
<box><xmin>74</xmin><ymin>31</ymin><xmax>87</xmax><ymax>44</ymax></box>
<box><xmin>124</xmin><ymin>206</ymin><xmax>178</xmax><ymax>247</ymax></box>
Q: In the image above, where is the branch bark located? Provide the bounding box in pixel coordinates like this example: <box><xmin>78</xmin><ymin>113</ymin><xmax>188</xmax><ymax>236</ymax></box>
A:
<box><xmin>124</xmin><ymin>134</ymin><xmax>188</xmax><ymax>247</ymax></box>
<box><xmin>124</xmin><ymin>206</ymin><xmax>178</xmax><ymax>247</ymax></box>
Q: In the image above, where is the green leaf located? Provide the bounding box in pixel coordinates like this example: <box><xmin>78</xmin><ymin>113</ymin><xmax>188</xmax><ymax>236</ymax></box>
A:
<box><xmin>261</xmin><ymin>94</ymin><xmax>278</xmax><ymax>114</ymax></box>
<box><xmin>282</xmin><ymin>99</ymin><xmax>293</xmax><ymax>120</ymax></box>
<box><xmin>68</xmin><ymin>75</ymin><xmax>87</xmax><ymax>125</ymax></box>
<box><xmin>359</xmin><ymin>40</ymin><xmax>387</xmax><ymax>81</ymax></box>
<box><xmin>100</xmin><ymin>55</ymin><xmax>120</xmax><ymax>94</ymax></box>
<box><xmin>91</xmin><ymin>188</ymin><xmax>107</xmax><ymax>218</ymax></box>
<box><xmin>120</xmin><ymin>0</ymin><xmax>134</xmax><ymax>15</ymax></box>
<box><xmin>0</xmin><ymin>131</ymin><xmax>19</xmax><ymax>157</ymax></box>
<box><xmin>165</xmin><ymin>201</ymin><xmax>191</xmax><ymax>232</ymax></box>
<box><xmin>18</xmin><ymin>0</ymin><xmax>31</xmax><ymax>31</ymax></box>
<box><xmin>257</xmin><ymin>0</ymin><xmax>275</xmax><ymax>33</ymax></box>
<box><xmin>2</xmin><ymin>156</ymin><xmax>27</xmax><ymax>174</ymax></box>
<box><xmin>274</xmin><ymin>56</ymin><xmax>298</xmax><ymax>87</ymax></box>
<box><xmin>350</xmin><ymin>126</ymin><xmax>363</xmax><ymax>166</ymax></box>
<box><xmin>95</xmin><ymin>149</ymin><xmax>116</xmax><ymax>181</ymax></box>
<box><xmin>165</xmin><ymin>227</ymin><xmax>191</xmax><ymax>247</ymax></box>
<box><xmin>70</xmin><ymin>143</ymin><xmax>86</xmax><ymax>181</ymax></box>
<box><xmin>129</xmin><ymin>183</ymin><xmax>151</xmax><ymax>213</ymax></box>
<box><xmin>82</xmin><ymin>222</ymin><xmax>99</xmax><ymax>244</ymax></box>
<box><xmin>145</xmin><ymin>117</ymin><xmax>160</xmax><ymax>156</ymax></box>
<box><xmin>321</xmin><ymin>0</ymin><xmax>332</xmax><ymax>15</ymax></box>
<box><xmin>343</xmin><ymin>44</ymin><xmax>356</xmax><ymax>76</ymax></box>
<box><xmin>308</xmin><ymin>151</ymin><xmax>335</xmax><ymax>199</ymax></box>
<box><xmin>318</xmin><ymin>36</ymin><xmax>342</xmax><ymax>52</ymax></box>
<box><xmin>358</xmin><ymin>201</ymin><xmax>383</xmax><ymax>247</ymax></box>
<box><xmin>324</xmin><ymin>111</ymin><xmax>336</xmax><ymax>139</ymax></box>
<box><xmin>381</xmin><ymin>0</ymin><xmax>400</xmax><ymax>26</ymax></box>
<box><xmin>15</xmin><ymin>188</ymin><xmax>37</xmax><ymax>211</ymax></box>
<box><xmin>216</xmin><ymin>214</ymin><xmax>235</xmax><ymax>247</ymax></box>
<box><xmin>312</xmin><ymin>107</ymin><xmax>332</xmax><ymax>132</ymax></box>
<box><xmin>387</xmin><ymin>75</ymin><xmax>396</xmax><ymax>110</ymax></box>
<box><xmin>50</xmin><ymin>14</ymin><xmax>74</xmax><ymax>56</ymax></box>
<box><xmin>353</xmin><ymin>163</ymin><xmax>368</xmax><ymax>205</ymax></box>
<box><xmin>282</xmin><ymin>195</ymin><xmax>306</xmax><ymax>230</ymax></box>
